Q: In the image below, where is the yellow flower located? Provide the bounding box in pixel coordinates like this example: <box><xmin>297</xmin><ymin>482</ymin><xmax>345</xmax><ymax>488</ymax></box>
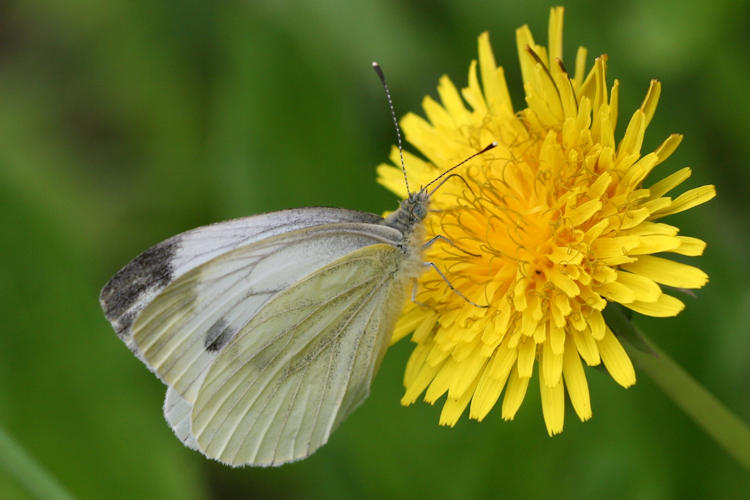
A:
<box><xmin>377</xmin><ymin>7</ymin><xmax>716</xmax><ymax>435</ymax></box>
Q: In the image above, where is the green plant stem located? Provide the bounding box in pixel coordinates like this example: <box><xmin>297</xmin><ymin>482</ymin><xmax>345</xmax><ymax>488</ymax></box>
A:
<box><xmin>605</xmin><ymin>306</ymin><xmax>750</xmax><ymax>473</ymax></box>
<box><xmin>0</xmin><ymin>426</ymin><xmax>74</xmax><ymax>500</ymax></box>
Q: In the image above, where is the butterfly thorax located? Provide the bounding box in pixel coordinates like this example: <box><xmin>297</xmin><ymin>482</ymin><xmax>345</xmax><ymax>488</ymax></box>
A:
<box><xmin>383</xmin><ymin>190</ymin><xmax>429</xmax><ymax>246</ymax></box>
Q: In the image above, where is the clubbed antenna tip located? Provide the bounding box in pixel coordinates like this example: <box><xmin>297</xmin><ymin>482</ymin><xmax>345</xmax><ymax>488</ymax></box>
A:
<box><xmin>372</xmin><ymin>61</ymin><xmax>410</xmax><ymax>195</ymax></box>
<box><xmin>372</xmin><ymin>61</ymin><xmax>385</xmax><ymax>83</ymax></box>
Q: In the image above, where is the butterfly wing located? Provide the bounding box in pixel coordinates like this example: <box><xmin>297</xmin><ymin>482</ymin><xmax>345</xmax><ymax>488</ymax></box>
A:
<box><xmin>100</xmin><ymin>207</ymin><xmax>416</xmax><ymax>466</ymax></box>
<box><xmin>163</xmin><ymin>386</ymin><xmax>198</xmax><ymax>450</ymax></box>
<box><xmin>100</xmin><ymin>208</ymin><xmax>401</xmax><ymax>400</ymax></box>
<box><xmin>101</xmin><ymin>207</ymin><xmax>385</xmax><ymax>345</ymax></box>
<box><xmin>127</xmin><ymin>220</ymin><xmax>402</xmax><ymax>405</ymax></box>
<box><xmin>190</xmin><ymin>243</ymin><xmax>411</xmax><ymax>466</ymax></box>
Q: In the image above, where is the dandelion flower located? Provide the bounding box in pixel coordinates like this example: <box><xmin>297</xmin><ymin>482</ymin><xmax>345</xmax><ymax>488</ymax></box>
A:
<box><xmin>377</xmin><ymin>7</ymin><xmax>716</xmax><ymax>435</ymax></box>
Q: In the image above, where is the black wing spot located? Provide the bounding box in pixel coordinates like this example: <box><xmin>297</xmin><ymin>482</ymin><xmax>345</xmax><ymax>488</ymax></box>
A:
<box><xmin>100</xmin><ymin>238</ymin><xmax>180</xmax><ymax>334</ymax></box>
<box><xmin>205</xmin><ymin>318</ymin><xmax>234</xmax><ymax>352</ymax></box>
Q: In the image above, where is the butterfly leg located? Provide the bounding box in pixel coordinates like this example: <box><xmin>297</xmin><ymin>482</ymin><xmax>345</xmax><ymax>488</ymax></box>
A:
<box><xmin>423</xmin><ymin>261</ymin><xmax>488</xmax><ymax>308</ymax></box>
<box><xmin>409</xmin><ymin>279</ymin><xmax>433</xmax><ymax>309</ymax></box>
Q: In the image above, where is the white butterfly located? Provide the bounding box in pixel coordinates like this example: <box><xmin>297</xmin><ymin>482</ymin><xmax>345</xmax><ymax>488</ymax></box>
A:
<box><xmin>99</xmin><ymin>63</ymin><xmax>495</xmax><ymax>466</ymax></box>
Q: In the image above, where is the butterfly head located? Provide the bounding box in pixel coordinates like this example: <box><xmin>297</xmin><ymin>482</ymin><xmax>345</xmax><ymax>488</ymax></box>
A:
<box><xmin>408</xmin><ymin>189</ymin><xmax>430</xmax><ymax>220</ymax></box>
<box><xmin>384</xmin><ymin>189</ymin><xmax>430</xmax><ymax>237</ymax></box>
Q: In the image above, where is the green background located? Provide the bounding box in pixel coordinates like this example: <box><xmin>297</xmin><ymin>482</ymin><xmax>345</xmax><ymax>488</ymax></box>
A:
<box><xmin>1</xmin><ymin>0</ymin><xmax>748</xmax><ymax>498</ymax></box>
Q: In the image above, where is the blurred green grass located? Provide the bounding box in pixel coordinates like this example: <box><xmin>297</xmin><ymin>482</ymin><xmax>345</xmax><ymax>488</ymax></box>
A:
<box><xmin>1</xmin><ymin>0</ymin><xmax>749</xmax><ymax>498</ymax></box>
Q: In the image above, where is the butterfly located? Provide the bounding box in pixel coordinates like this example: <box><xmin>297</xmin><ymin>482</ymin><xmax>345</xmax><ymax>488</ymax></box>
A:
<box><xmin>99</xmin><ymin>62</ymin><xmax>495</xmax><ymax>466</ymax></box>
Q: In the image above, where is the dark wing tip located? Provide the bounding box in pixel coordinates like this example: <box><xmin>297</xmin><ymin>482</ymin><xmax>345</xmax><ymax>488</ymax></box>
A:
<box><xmin>100</xmin><ymin>238</ymin><xmax>180</xmax><ymax>335</ymax></box>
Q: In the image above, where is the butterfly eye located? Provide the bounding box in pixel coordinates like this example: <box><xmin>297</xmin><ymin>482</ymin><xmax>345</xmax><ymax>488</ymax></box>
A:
<box><xmin>414</xmin><ymin>204</ymin><xmax>428</xmax><ymax>219</ymax></box>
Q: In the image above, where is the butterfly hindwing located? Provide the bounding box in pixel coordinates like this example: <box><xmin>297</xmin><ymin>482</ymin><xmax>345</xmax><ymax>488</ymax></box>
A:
<box><xmin>191</xmin><ymin>244</ymin><xmax>409</xmax><ymax>466</ymax></box>
<box><xmin>163</xmin><ymin>387</ymin><xmax>198</xmax><ymax>450</ymax></box>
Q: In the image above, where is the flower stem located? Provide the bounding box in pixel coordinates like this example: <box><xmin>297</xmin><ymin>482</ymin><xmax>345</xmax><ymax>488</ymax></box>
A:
<box><xmin>0</xmin><ymin>426</ymin><xmax>74</xmax><ymax>500</ymax></box>
<box><xmin>605</xmin><ymin>306</ymin><xmax>750</xmax><ymax>473</ymax></box>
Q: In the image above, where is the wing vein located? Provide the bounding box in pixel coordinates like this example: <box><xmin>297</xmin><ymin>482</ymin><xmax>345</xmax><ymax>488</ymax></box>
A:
<box><xmin>198</xmin><ymin>270</ymin><xmax>381</xmax><ymax>451</ymax></box>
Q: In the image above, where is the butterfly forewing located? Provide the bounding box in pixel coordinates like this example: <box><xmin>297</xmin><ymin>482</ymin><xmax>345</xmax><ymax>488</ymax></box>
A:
<box><xmin>100</xmin><ymin>207</ymin><xmax>387</xmax><ymax>345</ymax></box>
<box><xmin>130</xmin><ymin>221</ymin><xmax>401</xmax><ymax>403</ymax></box>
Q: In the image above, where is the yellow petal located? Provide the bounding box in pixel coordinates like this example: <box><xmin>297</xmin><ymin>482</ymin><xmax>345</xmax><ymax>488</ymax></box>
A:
<box><xmin>652</xmin><ymin>185</ymin><xmax>716</xmax><ymax>217</ymax></box>
<box><xmin>625</xmin><ymin>294</ymin><xmax>685</xmax><ymax>317</ymax></box>
<box><xmin>597</xmin><ymin>328</ymin><xmax>636</xmax><ymax>387</ymax></box>
<box><xmin>572</xmin><ymin>328</ymin><xmax>600</xmax><ymax>366</ymax></box>
<box><xmin>376</xmin><ymin>163</ymin><xmax>409</xmax><ymax>199</ymax></box>
<box><xmin>440</xmin><ymin>374</ymin><xmax>480</xmax><ymax>426</ymax></box>
<box><xmin>478</xmin><ymin>32</ymin><xmax>513</xmax><ymax>117</ymax></box>
<box><xmin>653</xmin><ymin>133</ymin><xmax>683</xmax><ymax>165</ymax></box>
<box><xmin>618</xmin><ymin>109</ymin><xmax>645</xmax><ymax>156</ymax></box>
<box><xmin>615</xmin><ymin>270</ymin><xmax>662</xmax><ymax>302</ymax></box>
<box><xmin>437</xmin><ymin>75</ymin><xmax>470</xmax><ymax>124</ymax></box>
<box><xmin>539</xmin><ymin>362</ymin><xmax>565</xmax><ymax>435</ymax></box>
<box><xmin>592</xmin><ymin>236</ymin><xmax>639</xmax><ymax>263</ymax></box>
<box><xmin>629</xmin><ymin>234</ymin><xmax>681</xmax><ymax>254</ymax></box>
<box><xmin>572</xmin><ymin>45</ymin><xmax>588</xmax><ymax>89</ymax></box>
<box><xmin>462</xmin><ymin>60</ymin><xmax>488</xmax><ymax>116</ymax></box>
<box><xmin>425</xmin><ymin>358</ymin><xmax>457</xmax><ymax>403</ymax></box>
<box><xmin>672</xmin><ymin>236</ymin><xmax>706</xmax><ymax>256</ymax></box>
<box><xmin>587</xmin><ymin>309</ymin><xmax>606</xmax><ymax>340</ymax></box>
<box><xmin>470</xmin><ymin>357</ymin><xmax>512</xmax><ymax>421</ymax></box>
<box><xmin>568</xmin><ymin>199</ymin><xmax>602</xmax><ymax>226</ymax></box>
<box><xmin>412</xmin><ymin>312</ymin><xmax>439</xmax><ymax>343</ymax></box>
<box><xmin>501</xmin><ymin>366</ymin><xmax>530</xmax><ymax>420</ymax></box>
<box><xmin>449</xmin><ymin>350</ymin><xmax>488</xmax><ymax>399</ymax></box>
<box><xmin>402</xmin><ymin>358</ymin><xmax>441</xmax><ymax>405</ymax></box>
<box><xmin>542</xmin><ymin>339</ymin><xmax>563</xmax><ymax>387</ymax></box>
<box><xmin>549</xmin><ymin>323</ymin><xmax>566</xmax><ymax>354</ymax></box>
<box><xmin>563</xmin><ymin>335</ymin><xmax>592</xmax><ymax>421</ymax></box>
<box><xmin>621</xmin><ymin>255</ymin><xmax>708</xmax><ymax>288</ymax></box>
<box><xmin>516</xmin><ymin>338</ymin><xmax>536</xmax><ymax>378</ymax></box>
<box><xmin>639</xmin><ymin>80</ymin><xmax>661</xmax><ymax>128</ymax></box>
<box><xmin>404</xmin><ymin>343</ymin><xmax>430</xmax><ymax>387</ymax></box>
<box><xmin>598</xmin><ymin>280</ymin><xmax>636</xmax><ymax>304</ymax></box>
<box><xmin>422</xmin><ymin>95</ymin><xmax>454</xmax><ymax>129</ymax></box>
<box><xmin>488</xmin><ymin>342</ymin><xmax>517</xmax><ymax>379</ymax></box>
<box><xmin>547</xmin><ymin>6</ymin><xmax>565</xmax><ymax>65</ymax></box>
<box><xmin>648</xmin><ymin>166</ymin><xmax>691</xmax><ymax>198</ymax></box>
<box><xmin>548</xmin><ymin>270</ymin><xmax>580</xmax><ymax>297</ymax></box>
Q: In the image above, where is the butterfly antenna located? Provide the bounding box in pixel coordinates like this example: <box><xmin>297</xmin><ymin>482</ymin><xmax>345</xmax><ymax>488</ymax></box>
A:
<box><xmin>372</xmin><ymin>62</ymin><xmax>410</xmax><ymax>195</ymax></box>
<box><xmin>424</xmin><ymin>141</ymin><xmax>497</xmax><ymax>192</ymax></box>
